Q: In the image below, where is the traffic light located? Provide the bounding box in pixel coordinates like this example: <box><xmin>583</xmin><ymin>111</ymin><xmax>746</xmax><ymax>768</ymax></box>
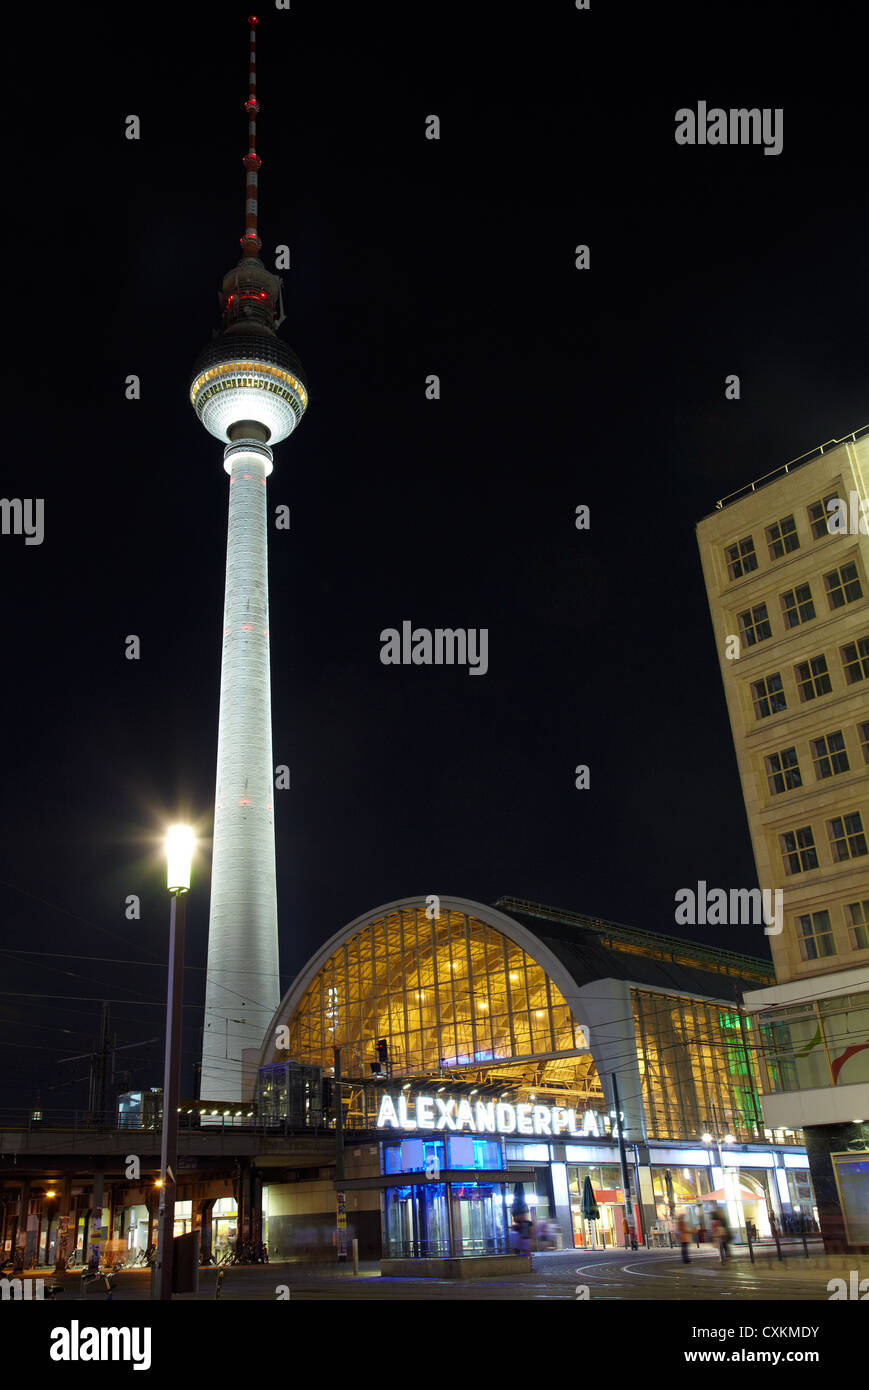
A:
<box><xmin>371</xmin><ymin>1038</ymin><xmax>389</xmax><ymax>1076</ymax></box>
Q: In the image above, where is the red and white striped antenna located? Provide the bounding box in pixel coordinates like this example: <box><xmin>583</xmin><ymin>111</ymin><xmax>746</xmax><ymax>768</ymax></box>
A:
<box><xmin>241</xmin><ymin>15</ymin><xmax>262</xmax><ymax>258</ymax></box>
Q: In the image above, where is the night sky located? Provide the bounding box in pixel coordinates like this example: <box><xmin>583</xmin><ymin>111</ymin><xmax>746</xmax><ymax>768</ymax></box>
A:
<box><xmin>1</xmin><ymin>0</ymin><xmax>866</xmax><ymax>1115</ymax></box>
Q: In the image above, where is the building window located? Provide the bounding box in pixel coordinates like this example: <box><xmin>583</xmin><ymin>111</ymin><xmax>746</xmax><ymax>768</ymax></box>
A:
<box><xmin>797</xmin><ymin>911</ymin><xmax>836</xmax><ymax>961</ymax></box>
<box><xmin>766</xmin><ymin>515</ymin><xmax>800</xmax><ymax>560</ymax></box>
<box><xmin>737</xmin><ymin>602</ymin><xmax>772</xmax><ymax>647</ymax></box>
<box><xmin>807</xmin><ymin>494</ymin><xmax>840</xmax><ymax>540</ymax></box>
<box><xmin>841</xmin><ymin>637</ymin><xmax>869</xmax><ymax>685</ymax></box>
<box><xmin>751</xmin><ymin>672</ymin><xmax>787</xmax><ymax>720</ymax></box>
<box><xmin>858</xmin><ymin>722</ymin><xmax>869</xmax><ymax>764</ymax></box>
<box><xmin>845</xmin><ymin>901</ymin><xmax>869</xmax><ymax>951</ymax></box>
<box><xmin>779</xmin><ymin>826</ymin><xmax>818</xmax><ymax>875</ymax></box>
<box><xmin>765</xmin><ymin>746</ymin><xmax>802</xmax><ymax>795</ymax></box>
<box><xmin>780</xmin><ymin>583</ymin><xmax>815</xmax><ymax>629</ymax></box>
<box><xmin>810</xmin><ymin>731</ymin><xmax>850</xmax><ymax>779</ymax></box>
<box><xmin>795</xmin><ymin>654</ymin><xmax>832</xmax><ymax>702</ymax></box>
<box><xmin>828</xmin><ymin>812</ymin><xmax>868</xmax><ymax>863</ymax></box>
<box><xmin>824</xmin><ymin>562</ymin><xmax>863</xmax><ymax>609</ymax></box>
<box><xmin>725</xmin><ymin>536</ymin><xmax>758</xmax><ymax>580</ymax></box>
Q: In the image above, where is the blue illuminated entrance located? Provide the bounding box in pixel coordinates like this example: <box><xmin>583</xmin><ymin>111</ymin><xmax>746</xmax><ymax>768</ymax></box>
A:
<box><xmin>381</xmin><ymin>1135</ymin><xmax>510</xmax><ymax>1258</ymax></box>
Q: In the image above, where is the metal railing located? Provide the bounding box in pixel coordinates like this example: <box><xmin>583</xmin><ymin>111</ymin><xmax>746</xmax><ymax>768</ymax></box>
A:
<box><xmin>714</xmin><ymin>424</ymin><xmax>869</xmax><ymax>510</ymax></box>
<box><xmin>495</xmin><ymin>895</ymin><xmax>774</xmax><ymax>975</ymax></box>
<box><xmin>0</xmin><ymin>1106</ymin><xmax>331</xmax><ymax>1140</ymax></box>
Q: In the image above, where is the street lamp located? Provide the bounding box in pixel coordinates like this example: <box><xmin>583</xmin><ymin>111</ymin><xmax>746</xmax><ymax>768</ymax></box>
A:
<box><xmin>703</xmin><ymin>1103</ymin><xmax>739</xmax><ymax>1237</ymax></box>
<box><xmin>152</xmin><ymin>825</ymin><xmax>193</xmax><ymax>1301</ymax></box>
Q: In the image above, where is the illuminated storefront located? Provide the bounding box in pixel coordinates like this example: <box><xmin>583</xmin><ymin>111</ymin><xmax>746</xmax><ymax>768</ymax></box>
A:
<box><xmin>257</xmin><ymin>895</ymin><xmax>815</xmax><ymax>1259</ymax></box>
<box><xmin>381</xmin><ymin>1135</ymin><xmax>509</xmax><ymax>1258</ymax></box>
<box><xmin>212</xmin><ymin>1195</ymin><xmax>238</xmax><ymax>1257</ymax></box>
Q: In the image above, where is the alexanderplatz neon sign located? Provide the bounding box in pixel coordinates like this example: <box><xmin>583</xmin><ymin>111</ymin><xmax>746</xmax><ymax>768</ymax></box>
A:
<box><xmin>376</xmin><ymin>1093</ymin><xmax>609</xmax><ymax>1138</ymax></box>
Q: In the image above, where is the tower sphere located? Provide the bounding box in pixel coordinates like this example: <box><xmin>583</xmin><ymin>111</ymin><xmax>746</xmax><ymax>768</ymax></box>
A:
<box><xmin>190</xmin><ymin>326</ymin><xmax>308</xmax><ymax>446</ymax></box>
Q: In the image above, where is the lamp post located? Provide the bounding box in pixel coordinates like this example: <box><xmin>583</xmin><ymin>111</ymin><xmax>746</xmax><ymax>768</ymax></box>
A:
<box><xmin>703</xmin><ymin>1102</ymin><xmax>737</xmax><ymax>1234</ymax></box>
<box><xmin>152</xmin><ymin>825</ymin><xmax>193</xmax><ymax>1301</ymax></box>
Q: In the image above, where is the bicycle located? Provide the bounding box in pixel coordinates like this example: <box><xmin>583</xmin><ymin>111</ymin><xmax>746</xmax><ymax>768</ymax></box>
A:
<box><xmin>213</xmin><ymin>1248</ymin><xmax>233</xmax><ymax>1300</ymax></box>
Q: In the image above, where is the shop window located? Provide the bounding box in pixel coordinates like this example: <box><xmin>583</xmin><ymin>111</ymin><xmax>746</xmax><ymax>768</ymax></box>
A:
<box><xmin>445</xmin><ymin>1136</ymin><xmax>502</xmax><ymax>1169</ymax></box>
<box><xmin>383</xmin><ymin>1143</ymin><xmax>403</xmax><ymax>1175</ymax></box>
<box><xmin>506</xmin><ymin>1142</ymin><xmax>549</xmax><ymax>1162</ymax></box>
<box><xmin>448</xmin><ymin>1136</ymin><xmax>476</xmax><ymax>1168</ymax></box>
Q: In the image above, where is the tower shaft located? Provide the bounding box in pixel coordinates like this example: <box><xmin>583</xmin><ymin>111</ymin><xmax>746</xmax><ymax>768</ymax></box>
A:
<box><xmin>200</xmin><ymin>439</ymin><xmax>279</xmax><ymax>1102</ymax></box>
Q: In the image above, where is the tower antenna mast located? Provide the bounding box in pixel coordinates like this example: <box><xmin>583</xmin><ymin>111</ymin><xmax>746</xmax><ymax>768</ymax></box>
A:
<box><xmin>241</xmin><ymin>15</ymin><xmax>262</xmax><ymax>259</ymax></box>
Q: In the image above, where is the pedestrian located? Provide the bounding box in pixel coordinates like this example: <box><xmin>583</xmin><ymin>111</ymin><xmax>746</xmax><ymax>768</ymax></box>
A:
<box><xmin>675</xmin><ymin>1211</ymin><xmax>691</xmax><ymax>1264</ymax></box>
<box><xmin>621</xmin><ymin>1215</ymin><xmax>638</xmax><ymax>1251</ymax></box>
<box><xmin>512</xmin><ymin>1213</ymin><xmax>533</xmax><ymax>1254</ymax></box>
<box><xmin>695</xmin><ymin>1217</ymin><xmax>705</xmax><ymax>1248</ymax></box>
<box><xmin>710</xmin><ymin>1208</ymin><xmax>731</xmax><ymax>1264</ymax></box>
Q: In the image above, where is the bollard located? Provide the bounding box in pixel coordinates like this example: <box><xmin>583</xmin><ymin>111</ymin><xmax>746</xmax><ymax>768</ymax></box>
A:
<box><xmin>801</xmin><ymin>1232</ymin><xmax>809</xmax><ymax>1258</ymax></box>
<box><xmin>352</xmin><ymin>1238</ymin><xmax>359</xmax><ymax>1275</ymax></box>
<box><xmin>747</xmin><ymin>1227</ymin><xmax>755</xmax><ymax>1264</ymax></box>
<box><xmin>773</xmin><ymin>1226</ymin><xmax>782</xmax><ymax>1261</ymax></box>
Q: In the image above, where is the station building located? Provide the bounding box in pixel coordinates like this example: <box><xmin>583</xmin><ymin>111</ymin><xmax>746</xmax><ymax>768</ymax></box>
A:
<box><xmin>251</xmin><ymin>895</ymin><xmax>816</xmax><ymax>1260</ymax></box>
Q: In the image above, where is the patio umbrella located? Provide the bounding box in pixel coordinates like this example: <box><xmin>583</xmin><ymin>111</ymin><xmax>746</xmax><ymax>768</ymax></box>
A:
<box><xmin>701</xmin><ymin>1186</ymin><xmax>761</xmax><ymax>1204</ymax></box>
<box><xmin>664</xmin><ymin>1169</ymin><xmax>676</xmax><ymax>1215</ymax></box>
<box><xmin>511</xmin><ymin>1183</ymin><xmax>528</xmax><ymax>1218</ymax></box>
<box><xmin>580</xmin><ymin>1176</ymin><xmax>600</xmax><ymax>1222</ymax></box>
<box><xmin>580</xmin><ymin>1176</ymin><xmax>600</xmax><ymax>1249</ymax></box>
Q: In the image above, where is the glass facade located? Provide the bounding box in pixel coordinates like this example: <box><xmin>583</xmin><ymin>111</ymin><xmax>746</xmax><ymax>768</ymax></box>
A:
<box><xmin>650</xmin><ymin>1164</ymin><xmax>713</xmax><ymax>1219</ymax></box>
<box><xmin>756</xmin><ymin>990</ymin><xmax>869</xmax><ymax>1093</ymax></box>
<box><xmin>632</xmin><ymin>990</ymin><xmax>765</xmax><ymax>1141</ymax></box>
<box><xmin>568</xmin><ymin>1163</ymin><xmax>626</xmax><ymax>1247</ymax></box>
<box><xmin>269</xmin><ymin>907</ymin><xmax>600</xmax><ymax>1129</ymax></box>
<box><xmin>832</xmin><ymin>1153</ymin><xmax>869</xmax><ymax>1245</ymax></box>
<box><xmin>281</xmin><ymin>907</ymin><xmax>584</xmax><ymax>1078</ymax></box>
<box><xmin>267</xmin><ymin>909</ymin><xmax>791</xmax><ymax>1149</ymax></box>
<box><xmin>256</xmin><ymin>1062</ymin><xmax>324</xmax><ymax>1126</ymax></box>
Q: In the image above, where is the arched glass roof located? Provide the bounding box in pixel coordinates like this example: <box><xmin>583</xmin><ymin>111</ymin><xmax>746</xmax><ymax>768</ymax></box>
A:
<box><xmin>264</xmin><ymin>902</ymin><xmax>587</xmax><ymax>1079</ymax></box>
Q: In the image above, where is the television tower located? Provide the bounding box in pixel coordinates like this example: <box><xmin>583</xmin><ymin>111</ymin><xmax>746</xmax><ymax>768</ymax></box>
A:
<box><xmin>190</xmin><ymin>14</ymin><xmax>307</xmax><ymax>1102</ymax></box>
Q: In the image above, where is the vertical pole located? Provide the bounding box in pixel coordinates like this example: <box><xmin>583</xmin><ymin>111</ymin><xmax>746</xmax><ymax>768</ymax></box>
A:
<box><xmin>611</xmin><ymin>1075</ymin><xmax>635</xmax><ymax>1248</ymax></box>
<box><xmin>153</xmin><ymin>889</ymin><xmax>187</xmax><ymax>1300</ymax></box>
<box><xmin>334</xmin><ymin>1047</ymin><xmax>347</xmax><ymax>1261</ymax></box>
<box><xmin>55</xmin><ymin>1175</ymin><xmax>72</xmax><ymax>1275</ymax></box>
<box><xmin>410</xmin><ymin>1183</ymin><xmax>420</xmax><ymax>1258</ymax></box>
<box><xmin>737</xmin><ymin>1007</ymin><xmax>763</xmax><ymax>1135</ymax></box>
<box><xmin>89</xmin><ymin>1168</ymin><xmax>104</xmax><ymax>1268</ymax></box>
